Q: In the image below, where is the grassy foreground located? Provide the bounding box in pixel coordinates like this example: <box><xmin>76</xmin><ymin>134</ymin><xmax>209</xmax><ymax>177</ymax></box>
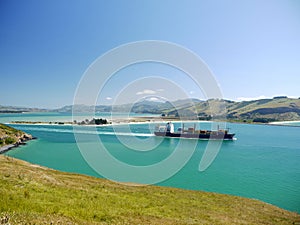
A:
<box><xmin>0</xmin><ymin>156</ymin><xmax>299</xmax><ymax>225</ymax></box>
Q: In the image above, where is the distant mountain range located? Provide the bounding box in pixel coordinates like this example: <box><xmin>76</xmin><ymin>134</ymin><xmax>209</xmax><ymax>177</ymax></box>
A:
<box><xmin>0</xmin><ymin>105</ymin><xmax>48</xmax><ymax>113</ymax></box>
<box><xmin>1</xmin><ymin>96</ymin><xmax>300</xmax><ymax>122</ymax></box>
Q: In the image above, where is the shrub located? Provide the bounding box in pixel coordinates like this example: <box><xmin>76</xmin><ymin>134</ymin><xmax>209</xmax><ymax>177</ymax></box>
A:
<box><xmin>4</xmin><ymin>137</ymin><xmax>16</xmax><ymax>145</ymax></box>
<box><xmin>253</xmin><ymin>118</ymin><xmax>276</xmax><ymax>123</ymax></box>
<box><xmin>94</xmin><ymin>118</ymin><xmax>107</xmax><ymax>125</ymax></box>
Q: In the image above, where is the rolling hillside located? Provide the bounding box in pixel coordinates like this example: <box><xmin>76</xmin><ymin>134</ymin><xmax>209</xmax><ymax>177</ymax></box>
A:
<box><xmin>129</xmin><ymin>96</ymin><xmax>300</xmax><ymax>122</ymax></box>
<box><xmin>226</xmin><ymin>97</ymin><xmax>300</xmax><ymax>121</ymax></box>
<box><xmin>166</xmin><ymin>97</ymin><xmax>300</xmax><ymax>122</ymax></box>
<box><xmin>1</xmin><ymin>155</ymin><xmax>299</xmax><ymax>224</ymax></box>
<box><xmin>2</xmin><ymin>96</ymin><xmax>300</xmax><ymax>122</ymax></box>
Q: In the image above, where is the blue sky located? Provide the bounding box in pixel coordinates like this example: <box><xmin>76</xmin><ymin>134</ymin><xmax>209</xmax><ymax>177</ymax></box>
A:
<box><xmin>1</xmin><ymin>0</ymin><xmax>299</xmax><ymax>108</ymax></box>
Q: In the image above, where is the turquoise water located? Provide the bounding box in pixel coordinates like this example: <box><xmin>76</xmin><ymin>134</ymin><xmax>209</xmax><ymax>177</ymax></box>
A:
<box><xmin>2</xmin><ymin>113</ymin><xmax>300</xmax><ymax>213</ymax></box>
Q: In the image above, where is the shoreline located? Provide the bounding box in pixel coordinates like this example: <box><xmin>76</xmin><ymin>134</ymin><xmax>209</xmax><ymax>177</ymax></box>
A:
<box><xmin>6</xmin><ymin>120</ymin><xmax>224</xmax><ymax>130</ymax></box>
<box><xmin>6</xmin><ymin>118</ymin><xmax>300</xmax><ymax>127</ymax></box>
<box><xmin>0</xmin><ymin>124</ymin><xmax>37</xmax><ymax>154</ymax></box>
<box><xmin>269</xmin><ymin>120</ymin><xmax>300</xmax><ymax>124</ymax></box>
<box><xmin>0</xmin><ymin>138</ymin><xmax>36</xmax><ymax>154</ymax></box>
<box><xmin>0</xmin><ymin>144</ymin><xmax>16</xmax><ymax>154</ymax></box>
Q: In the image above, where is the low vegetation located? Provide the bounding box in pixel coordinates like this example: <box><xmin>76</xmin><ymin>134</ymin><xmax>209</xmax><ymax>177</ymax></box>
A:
<box><xmin>1</xmin><ymin>155</ymin><xmax>299</xmax><ymax>224</ymax></box>
<box><xmin>0</xmin><ymin>124</ymin><xmax>24</xmax><ymax>147</ymax></box>
<box><xmin>11</xmin><ymin>118</ymin><xmax>109</xmax><ymax>126</ymax></box>
<box><xmin>75</xmin><ymin>118</ymin><xmax>108</xmax><ymax>125</ymax></box>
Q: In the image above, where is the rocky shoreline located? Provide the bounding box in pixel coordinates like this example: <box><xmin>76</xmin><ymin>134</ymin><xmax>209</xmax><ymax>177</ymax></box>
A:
<box><xmin>0</xmin><ymin>125</ymin><xmax>36</xmax><ymax>154</ymax></box>
<box><xmin>0</xmin><ymin>131</ymin><xmax>36</xmax><ymax>154</ymax></box>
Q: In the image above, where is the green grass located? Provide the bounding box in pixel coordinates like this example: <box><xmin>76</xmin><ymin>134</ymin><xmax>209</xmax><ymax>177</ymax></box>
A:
<box><xmin>0</xmin><ymin>123</ymin><xmax>23</xmax><ymax>136</ymax></box>
<box><xmin>0</xmin><ymin>156</ymin><xmax>299</xmax><ymax>224</ymax></box>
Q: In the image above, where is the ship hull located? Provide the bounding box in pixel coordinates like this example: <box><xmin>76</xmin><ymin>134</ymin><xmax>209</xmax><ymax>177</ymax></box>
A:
<box><xmin>154</xmin><ymin>131</ymin><xmax>235</xmax><ymax>140</ymax></box>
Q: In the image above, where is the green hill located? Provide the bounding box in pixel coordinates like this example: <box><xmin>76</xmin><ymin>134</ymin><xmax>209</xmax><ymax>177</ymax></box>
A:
<box><xmin>2</xmin><ymin>96</ymin><xmax>300</xmax><ymax>122</ymax></box>
<box><xmin>161</xmin><ymin>97</ymin><xmax>300</xmax><ymax>122</ymax></box>
<box><xmin>94</xmin><ymin>97</ymin><xmax>300</xmax><ymax>122</ymax></box>
<box><xmin>0</xmin><ymin>155</ymin><xmax>299</xmax><ymax>224</ymax></box>
<box><xmin>226</xmin><ymin>97</ymin><xmax>300</xmax><ymax>121</ymax></box>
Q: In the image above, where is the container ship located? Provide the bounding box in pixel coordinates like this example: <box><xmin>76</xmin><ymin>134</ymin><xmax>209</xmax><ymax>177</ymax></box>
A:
<box><xmin>154</xmin><ymin>122</ymin><xmax>235</xmax><ymax>140</ymax></box>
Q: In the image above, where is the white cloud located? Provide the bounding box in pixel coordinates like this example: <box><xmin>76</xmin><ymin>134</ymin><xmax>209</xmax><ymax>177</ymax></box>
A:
<box><xmin>148</xmin><ymin>97</ymin><xmax>160</xmax><ymax>102</ymax></box>
<box><xmin>156</xmin><ymin>89</ymin><xmax>164</xmax><ymax>92</ymax></box>
<box><xmin>106</xmin><ymin>97</ymin><xmax>112</xmax><ymax>100</ymax></box>
<box><xmin>236</xmin><ymin>95</ymin><xmax>270</xmax><ymax>101</ymax></box>
<box><xmin>236</xmin><ymin>95</ymin><xmax>299</xmax><ymax>102</ymax></box>
<box><xmin>136</xmin><ymin>89</ymin><xmax>156</xmax><ymax>95</ymax></box>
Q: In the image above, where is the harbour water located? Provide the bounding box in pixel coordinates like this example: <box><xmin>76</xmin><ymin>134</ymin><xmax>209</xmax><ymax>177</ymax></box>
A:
<box><xmin>1</xmin><ymin>113</ymin><xmax>300</xmax><ymax>213</ymax></box>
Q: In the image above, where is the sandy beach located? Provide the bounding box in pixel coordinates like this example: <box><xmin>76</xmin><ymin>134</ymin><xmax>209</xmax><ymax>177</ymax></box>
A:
<box><xmin>7</xmin><ymin>118</ymin><xmax>214</xmax><ymax>128</ymax></box>
<box><xmin>269</xmin><ymin>120</ymin><xmax>300</xmax><ymax>125</ymax></box>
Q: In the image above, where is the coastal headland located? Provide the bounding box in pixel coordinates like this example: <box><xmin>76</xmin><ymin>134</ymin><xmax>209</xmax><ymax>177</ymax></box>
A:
<box><xmin>0</xmin><ymin>124</ymin><xmax>36</xmax><ymax>154</ymax></box>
